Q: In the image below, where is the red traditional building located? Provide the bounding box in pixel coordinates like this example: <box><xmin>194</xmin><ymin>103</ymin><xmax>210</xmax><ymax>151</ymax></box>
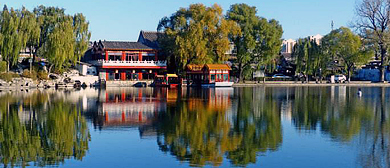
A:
<box><xmin>85</xmin><ymin>31</ymin><xmax>166</xmax><ymax>82</ymax></box>
<box><xmin>186</xmin><ymin>64</ymin><xmax>233</xmax><ymax>87</ymax></box>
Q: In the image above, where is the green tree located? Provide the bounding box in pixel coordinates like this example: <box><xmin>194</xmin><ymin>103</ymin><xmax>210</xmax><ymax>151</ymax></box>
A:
<box><xmin>226</xmin><ymin>4</ymin><xmax>257</xmax><ymax>82</ymax></box>
<box><xmin>23</xmin><ymin>8</ymin><xmax>41</xmax><ymax>64</ymax></box>
<box><xmin>293</xmin><ymin>38</ymin><xmax>324</xmax><ymax>81</ymax></box>
<box><xmin>322</xmin><ymin>27</ymin><xmax>372</xmax><ymax>82</ymax></box>
<box><xmin>254</xmin><ymin>19</ymin><xmax>283</xmax><ymax>74</ymax></box>
<box><xmin>0</xmin><ymin>6</ymin><xmax>23</xmax><ymax>71</ymax></box>
<box><xmin>226</xmin><ymin>4</ymin><xmax>283</xmax><ymax>82</ymax></box>
<box><xmin>33</xmin><ymin>5</ymin><xmax>66</xmax><ymax>58</ymax></box>
<box><xmin>45</xmin><ymin>16</ymin><xmax>75</xmax><ymax>73</ymax></box>
<box><xmin>72</xmin><ymin>13</ymin><xmax>91</xmax><ymax>64</ymax></box>
<box><xmin>157</xmin><ymin>4</ymin><xmax>240</xmax><ymax>74</ymax></box>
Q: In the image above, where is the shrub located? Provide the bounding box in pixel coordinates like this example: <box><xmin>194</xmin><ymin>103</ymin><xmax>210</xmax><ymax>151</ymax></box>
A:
<box><xmin>38</xmin><ymin>71</ymin><xmax>49</xmax><ymax>80</ymax></box>
<box><xmin>0</xmin><ymin>61</ymin><xmax>6</xmax><ymax>73</ymax></box>
<box><xmin>21</xmin><ymin>69</ymin><xmax>38</xmax><ymax>80</ymax></box>
<box><xmin>0</xmin><ymin>72</ymin><xmax>19</xmax><ymax>82</ymax></box>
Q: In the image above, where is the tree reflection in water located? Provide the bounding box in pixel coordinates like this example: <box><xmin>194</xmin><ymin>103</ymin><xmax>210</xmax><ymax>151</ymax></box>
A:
<box><xmin>156</xmin><ymin>88</ymin><xmax>282</xmax><ymax>167</ymax></box>
<box><xmin>0</xmin><ymin>87</ymin><xmax>389</xmax><ymax>167</ymax></box>
<box><xmin>0</xmin><ymin>91</ymin><xmax>90</xmax><ymax>167</ymax></box>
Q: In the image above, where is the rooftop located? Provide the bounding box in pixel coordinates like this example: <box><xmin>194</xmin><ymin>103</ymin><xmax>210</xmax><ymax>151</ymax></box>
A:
<box><xmin>205</xmin><ymin>64</ymin><xmax>232</xmax><ymax>70</ymax></box>
<box><xmin>101</xmin><ymin>41</ymin><xmax>154</xmax><ymax>50</ymax></box>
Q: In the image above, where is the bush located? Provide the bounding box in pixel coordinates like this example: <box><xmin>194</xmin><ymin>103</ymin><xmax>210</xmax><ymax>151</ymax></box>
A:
<box><xmin>21</xmin><ymin>69</ymin><xmax>38</xmax><ymax>80</ymax></box>
<box><xmin>0</xmin><ymin>72</ymin><xmax>19</xmax><ymax>82</ymax></box>
<box><xmin>0</xmin><ymin>61</ymin><xmax>6</xmax><ymax>73</ymax></box>
<box><xmin>38</xmin><ymin>71</ymin><xmax>49</xmax><ymax>80</ymax></box>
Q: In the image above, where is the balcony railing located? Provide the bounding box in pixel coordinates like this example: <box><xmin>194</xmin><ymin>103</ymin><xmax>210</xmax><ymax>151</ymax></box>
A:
<box><xmin>90</xmin><ymin>60</ymin><xmax>167</xmax><ymax>67</ymax></box>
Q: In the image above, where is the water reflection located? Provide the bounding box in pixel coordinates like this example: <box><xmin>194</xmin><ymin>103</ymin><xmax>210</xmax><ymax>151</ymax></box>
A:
<box><xmin>1</xmin><ymin>86</ymin><xmax>390</xmax><ymax>167</ymax></box>
<box><xmin>0</xmin><ymin>90</ymin><xmax>90</xmax><ymax>167</ymax></box>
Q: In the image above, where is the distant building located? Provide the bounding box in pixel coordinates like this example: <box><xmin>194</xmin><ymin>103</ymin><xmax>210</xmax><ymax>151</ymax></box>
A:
<box><xmin>83</xmin><ymin>31</ymin><xmax>167</xmax><ymax>82</ymax></box>
<box><xmin>309</xmin><ymin>34</ymin><xmax>323</xmax><ymax>45</ymax></box>
<box><xmin>281</xmin><ymin>39</ymin><xmax>296</xmax><ymax>54</ymax></box>
<box><xmin>281</xmin><ymin>39</ymin><xmax>297</xmax><ymax>61</ymax></box>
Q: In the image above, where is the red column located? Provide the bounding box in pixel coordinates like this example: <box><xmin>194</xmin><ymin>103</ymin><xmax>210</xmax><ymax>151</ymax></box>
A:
<box><xmin>122</xmin><ymin>51</ymin><xmax>126</xmax><ymax>61</ymax></box>
<box><xmin>106</xmin><ymin>70</ymin><xmax>109</xmax><ymax>81</ymax></box>
<box><xmin>138</xmin><ymin>72</ymin><xmax>143</xmax><ymax>80</ymax></box>
<box><xmin>121</xmin><ymin>71</ymin><xmax>126</xmax><ymax>81</ymax></box>
<box><xmin>105</xmin><ymin>51</ymin><xmax>109</xmax><ymax>60</ymax></box>
<box><xmin>138</xmin><ymin>52</ymin><xmax>143</xmax><ymax>61</ymax></box>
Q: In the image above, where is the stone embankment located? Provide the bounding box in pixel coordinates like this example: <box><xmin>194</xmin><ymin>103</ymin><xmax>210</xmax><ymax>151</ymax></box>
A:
<box><xmin>0</xmin><ymin>78</ymin><xmax>55</xmax><ymax>90</ymax></box>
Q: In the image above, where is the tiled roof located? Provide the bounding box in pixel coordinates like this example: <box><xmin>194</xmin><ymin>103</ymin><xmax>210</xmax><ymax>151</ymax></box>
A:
<box><xmin>101</xmin><ymin>41</ymin><xmax>154</xmax><ymax>50</ymax></box>
<box><xmin>187</xmin><ymin>64</ymin><xmax>204</xmax><ymax>71</ymax></box>
<box><xmin>142</xmin><ymin>31</ymin><xmax>161</xmax><ymax>42</ymax></box>
<box><xmin>139</xmin><ymin>31</ymin><xmax>164</xmax><ymax>49</ymax></box>
<box><xmin>205</xmin><ymin>64</ymin><xmax>232</xmax><ymax>70</ymax></box>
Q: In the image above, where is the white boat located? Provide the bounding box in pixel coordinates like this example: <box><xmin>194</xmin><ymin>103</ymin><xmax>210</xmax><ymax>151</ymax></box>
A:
<box><xmin>215</xmin><ymin>81</ymin><xmax>234</xmax><ymax>87</ymax></box>
<box><xmin>201</xmin><ymin>82</ymin><xmax>234</xmax><ymax>87</ymax></box>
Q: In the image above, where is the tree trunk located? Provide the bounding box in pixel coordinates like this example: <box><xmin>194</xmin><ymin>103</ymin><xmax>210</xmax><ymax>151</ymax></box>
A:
<box><xmin>7</xmin><ymin>56</ymin><xmax>9</xmax><ymax>72</ymax></box>
<box><xmin>238</xmin><ymin>62</ymin><xmax>243</xmax><ymax>83</ymax></box>
<box><xmin>48</xmin><ymin>64</ymin><xmax>54</xmax><ymax>76</ymax></box>
<box><xmin>379</xmin><ymin>44</ymin><xmax>386</xmax><ymax>82</ymax></box>
<box><xmin>31</xmin><ymin>46</ymin><xmax>36</xmax><ymax>64</ymax></box>
<box><xmin>306</xmin><ymin>74</ymin><xmax>309</xmax><ymax>83</ymax></box>
<box><xmin>347</xmin><ymin>66</ymin><xmax>351</xmax><ymax>83</ymax></box>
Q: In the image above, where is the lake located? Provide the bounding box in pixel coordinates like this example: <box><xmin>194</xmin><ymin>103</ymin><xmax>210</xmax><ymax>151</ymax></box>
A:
<box><xmin>0</xmin><ymin>86</ymin><xmax>389</xmax><ymax>168</ymax></box>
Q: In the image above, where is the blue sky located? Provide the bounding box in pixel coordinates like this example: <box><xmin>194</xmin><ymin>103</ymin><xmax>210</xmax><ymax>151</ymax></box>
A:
<box><xmin>4</xmin><ymin>0</ymin><xmax>356</xmax><ymax>41</ymax></box>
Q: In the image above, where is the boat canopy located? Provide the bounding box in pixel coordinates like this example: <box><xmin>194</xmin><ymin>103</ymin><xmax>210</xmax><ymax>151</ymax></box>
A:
<box><xmin>167</xmin><ymin>74</ymin><xmax>178</xmax><ymax>78</ymax></box>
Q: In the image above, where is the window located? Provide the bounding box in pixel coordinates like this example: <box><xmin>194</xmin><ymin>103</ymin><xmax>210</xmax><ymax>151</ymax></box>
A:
<box><xmin>126</xmin><ymin>53</ymin><xmax>138</xmax><ymax>61</ymax></box>
<box><xmin>108</xmin><ymin>52</ymin><xmax>122</xmax><ymax>61</ymax></box>
<box><xmin>211</xmin><ymin>74</ymin><xmax>215</xmax><ymax>81</ymax></box>
<box><xmin>217</xmin><ymin>74</ymin><xmax>221</xmax><ymax>81</ymax></box>
<box><xmin>223</xmin><ymin>74</ymin><xmax>229</xmax><ymax>81</ymax></box>
<box><xmin>142</xmin><ymin>53</ymin><xmax>155</xmax><ymax>61</ymax></box>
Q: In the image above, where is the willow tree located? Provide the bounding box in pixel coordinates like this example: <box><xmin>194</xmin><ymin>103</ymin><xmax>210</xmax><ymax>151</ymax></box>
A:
<box><xmin>0</xmin><ymin>6</ymin><xmax>24</xmax><ymax>71</ymax></box>
<box><xmin>157</xmin><ymin>4</ymin><xmax>240</xmax><ymax>74</ymax></box>
<box><xmin>293</xmin><ymin>37</ymin><xmax>324</xmax><ymax>81</ymax></box>
<box><xmin>45</xmin><ymin>17</ymin><xmax>75</xmax><ymax>73</ymax></box>
<box><xmin>72</xmin><ymin>13</ymin><xmax>91</xmax><ymax>64</ymax></box>
<box><xmin>33</xmin><ymin>6</ymin><xmax>66</xmax><ymax>57</ymax></box>
<box><xmin>33</xmin><ymin>6</ymin><xmax>90</xmax><ymax>73</ymax></box>
<box><xmin>322</xmin><ymin>27</ymin><xmax>372</xmax><ymax>82</ymax></box>
<box><xmin>23</xmin><ymin>8</ymin><xmax>41</xmax><ymax>64</ymax></box>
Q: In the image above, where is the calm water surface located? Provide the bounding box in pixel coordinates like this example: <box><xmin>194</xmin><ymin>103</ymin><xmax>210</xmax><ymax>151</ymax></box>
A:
<box><xmin>0</xmin><ymin>86</ymin><xmax>389</xmax><ymax>168</ymax></box>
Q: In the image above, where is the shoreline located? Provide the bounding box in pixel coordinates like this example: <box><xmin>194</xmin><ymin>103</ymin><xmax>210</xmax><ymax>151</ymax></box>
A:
<box><xmin>2</xmin><ymin>81</ymin><xmax>390</xmax><ymax>90</ymax></box>
<box><xmin>233</xmin><ymin>81</ymin><xmax>390</xmax><ymax>87</ymax></box>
